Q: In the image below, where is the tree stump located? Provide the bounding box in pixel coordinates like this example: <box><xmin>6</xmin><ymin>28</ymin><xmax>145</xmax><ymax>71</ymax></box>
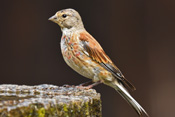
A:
<box><xmin>0</xmin><ymin>84</ymin><xmax>101</xmax><ymax>117</ymax></box>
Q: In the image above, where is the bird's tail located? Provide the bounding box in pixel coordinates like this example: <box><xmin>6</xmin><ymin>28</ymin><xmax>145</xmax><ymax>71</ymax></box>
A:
<box><xmin>110</xmin><ymin>80</ymin><xmax>149</xmax><ymax>116</ymax></box>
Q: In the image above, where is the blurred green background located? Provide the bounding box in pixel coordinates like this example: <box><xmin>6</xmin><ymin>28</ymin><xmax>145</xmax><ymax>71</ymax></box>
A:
<box><xmin>0</xmin><ymin>0</ymin><xmax>174</xmax><ymax>117</ymax></box>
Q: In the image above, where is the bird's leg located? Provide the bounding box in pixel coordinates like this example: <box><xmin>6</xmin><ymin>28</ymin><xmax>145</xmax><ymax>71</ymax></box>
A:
<box><xmin>86</xmin><ymin>81</ymin><xmax>102</xmax><ymax>89</ymax></box>
<box><xmin>77</xmin><ymin>81</ymin><xmax>102</xmax><ymax>90</ymax></box>
<box><xmin>78</xmin><ymin>80</ymin><xmax>93</xmax><ymax>86</ymax></box>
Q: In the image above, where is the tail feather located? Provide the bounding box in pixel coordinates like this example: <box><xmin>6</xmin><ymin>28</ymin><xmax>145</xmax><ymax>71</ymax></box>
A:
<box><xmin>113</xmin><ymin>81</ymin><xmax>149</xmax><ymax>116</ymax></box>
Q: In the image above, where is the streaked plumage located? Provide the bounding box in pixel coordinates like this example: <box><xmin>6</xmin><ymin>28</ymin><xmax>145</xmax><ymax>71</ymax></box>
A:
<box><xmin>49</xmin><ymin>8</ymin><xmax>149</xmax><ymax>116</ymax></box>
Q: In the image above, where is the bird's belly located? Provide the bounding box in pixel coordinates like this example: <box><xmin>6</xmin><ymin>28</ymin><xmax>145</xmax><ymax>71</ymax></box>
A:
<box><xmin>62</xmin><ymin>51</ymin><xmax>96</xmax><ymax>80</ymax></box>
<box><xmin>61</xmin><ymin>51</ymin><xmax>114</xmax><ymax>82</ymax></box>
<box><xmin>60</xmin><ymin>39</ymin><xmax>113</xmax><ymax>82</ymax></box>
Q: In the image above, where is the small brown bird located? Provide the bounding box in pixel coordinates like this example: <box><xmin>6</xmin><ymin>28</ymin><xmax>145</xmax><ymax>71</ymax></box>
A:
<box><xmin>49</xmin><ymin>8</ymin><xmax>148</xmax><ymax>116</ymax></box>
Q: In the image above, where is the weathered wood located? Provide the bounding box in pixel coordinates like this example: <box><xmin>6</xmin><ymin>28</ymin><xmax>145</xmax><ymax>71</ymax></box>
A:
<box><xmin>0</xmin><ymin>84</ymin><xmax>101</xmax><ymax>117</ymax></box>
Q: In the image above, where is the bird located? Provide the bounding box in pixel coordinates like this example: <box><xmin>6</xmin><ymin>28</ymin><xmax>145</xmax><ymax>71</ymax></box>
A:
<box><xmin>49</xmin><ymin>8</ymin><xmax>149</xmax><ymax>116</ymax></box>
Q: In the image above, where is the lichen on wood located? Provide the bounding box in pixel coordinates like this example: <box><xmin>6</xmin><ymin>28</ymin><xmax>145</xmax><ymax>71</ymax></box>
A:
<box><xmin>0</xmin><ymin>84</ymin><xmax>101</xmax><ymax>117</ymax></box>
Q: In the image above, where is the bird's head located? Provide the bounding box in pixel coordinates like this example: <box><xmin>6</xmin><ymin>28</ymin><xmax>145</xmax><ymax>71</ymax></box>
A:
<box><xmin>49</xmin><ymin>8</ymin><xmax>84</xmax><ymax>30</ymax></box>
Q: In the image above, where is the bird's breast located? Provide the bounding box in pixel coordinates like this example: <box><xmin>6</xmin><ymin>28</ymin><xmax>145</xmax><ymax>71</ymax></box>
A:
<box><xmin>60</xmin><ymin>34</ymin><xmax>93</xmax><ymax>78</ymax></box>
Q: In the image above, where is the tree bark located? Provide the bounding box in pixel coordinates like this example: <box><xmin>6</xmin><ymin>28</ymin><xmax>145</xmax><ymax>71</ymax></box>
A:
<box><xmin>0</xmin><ymin>84</ymin><xmax>101</xmax><ymax>117</ymax></box>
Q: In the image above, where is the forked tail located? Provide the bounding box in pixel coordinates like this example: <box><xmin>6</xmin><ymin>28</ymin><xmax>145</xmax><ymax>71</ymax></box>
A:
<box><xmin>112</xmin><ymin>81</ymin><xmax>149</xmax><ymax>116</ymax></box>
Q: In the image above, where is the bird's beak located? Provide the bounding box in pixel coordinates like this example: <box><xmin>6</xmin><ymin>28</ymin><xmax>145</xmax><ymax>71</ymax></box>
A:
<box><xmin>48</xmin><ymin>15</ymin><xmax>57</xmax><ymax>22</ymax></box>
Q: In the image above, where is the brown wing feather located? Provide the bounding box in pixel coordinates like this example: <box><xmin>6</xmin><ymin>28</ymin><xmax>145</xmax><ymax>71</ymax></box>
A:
<box><xmin>79</xmin><ymin>32</ymin><xmax>136</xmax><ymax>91</ymax></box>
<box><xmin>79</xmin><ymin>32</ymin><xmax>111</xmax><ymax>63</ymax></box>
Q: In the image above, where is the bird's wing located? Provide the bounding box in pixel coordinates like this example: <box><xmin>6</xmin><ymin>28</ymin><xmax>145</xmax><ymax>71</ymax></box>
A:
<box><xmin>79</xmin><ymin>31</ymin><xmax>136</xmax><ymax>91</ymax></box>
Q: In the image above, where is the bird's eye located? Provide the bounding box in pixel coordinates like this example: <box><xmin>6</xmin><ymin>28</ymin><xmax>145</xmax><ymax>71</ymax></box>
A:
<box><xmin>62</xmin><ymin>14</ymin><xmax>67</xmax><ymax>18</ymax></box>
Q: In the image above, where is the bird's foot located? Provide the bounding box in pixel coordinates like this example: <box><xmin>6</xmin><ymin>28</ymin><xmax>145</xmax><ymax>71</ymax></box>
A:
<box><xmin>63</xmin><ymin>84</ymin><xmax>75</xmax><ymax>88</ymax></box>
<box><xmin>76</xmin><ymin>85</ymin><xmax>92</xmax><ymax>90</ymax></box>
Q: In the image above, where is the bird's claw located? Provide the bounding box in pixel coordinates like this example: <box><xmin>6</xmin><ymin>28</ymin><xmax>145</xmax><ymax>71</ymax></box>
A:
<box><xmin>63</xmin><ymin>84</ymin><xmax>75</xmax><ymax>88</ymax></box>
<box><xmin>76</xmin><ymin>85</ymin><xmax>92</xmax><ymax>90</ymax></box>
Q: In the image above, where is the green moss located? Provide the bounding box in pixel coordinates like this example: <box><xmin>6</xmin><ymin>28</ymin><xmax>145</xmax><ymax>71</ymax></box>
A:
<box><xmin>63</xmin><ymin>104</ymin><xmax>68</xmax><ymax>112</ymax></box>
<box><xmin>85</xmin><ymin>101</ymin><xmax>90</xmax><ymax>116</ymax></box>
<box><xmin>38</xmin><ymin>107</ymin><xmax>45</xmax><ymax>117</ymax></box>
<box><xmin>63</xmin><ymin>104</ymin><xmax>69</xmax><ymax>117</ymax></box>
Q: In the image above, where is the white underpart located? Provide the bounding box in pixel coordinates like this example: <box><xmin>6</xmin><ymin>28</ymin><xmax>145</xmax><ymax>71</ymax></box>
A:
<box><xmin>62</xmin><ymin>28</ymin><xmax>73</xmax><ymax>36</ymax></box>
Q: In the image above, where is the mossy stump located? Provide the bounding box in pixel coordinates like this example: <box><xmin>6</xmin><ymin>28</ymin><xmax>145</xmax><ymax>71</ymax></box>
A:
<box><xmin>0</xmin><ymin>84</ymin><xmax>101</xmax><ymax>117</ymax></box>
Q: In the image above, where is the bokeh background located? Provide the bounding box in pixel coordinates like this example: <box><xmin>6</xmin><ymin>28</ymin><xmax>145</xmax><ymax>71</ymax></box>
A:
<box><xmin>0</xmin><ymin>0</ymin><xmax>175</xmax><ymax>117</ymax></box>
